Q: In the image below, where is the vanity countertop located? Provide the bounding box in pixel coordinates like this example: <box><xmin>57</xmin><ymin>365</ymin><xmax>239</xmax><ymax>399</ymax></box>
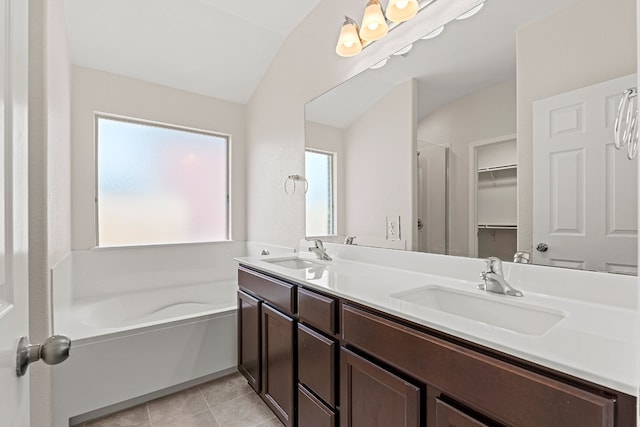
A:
<box><xmin>236</xmin><ymin>250</ymin><xmax>638</xmax><ymax>396</ymax></box>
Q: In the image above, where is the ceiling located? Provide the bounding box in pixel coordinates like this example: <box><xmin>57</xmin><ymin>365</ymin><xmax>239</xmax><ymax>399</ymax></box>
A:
<box><xmin>305</xmin><ymin>0</ymin><xmax>579</xmax><ymax>129</ymax></box>
<box><xmin>63</xmin><ymin>0</ymin><xmax>321</xmax><ymax>104</ymax></box>
<box><xmin>65</xmin><ymin>0</ymin><xmax>580</xmax><ymax>121</ymax></box>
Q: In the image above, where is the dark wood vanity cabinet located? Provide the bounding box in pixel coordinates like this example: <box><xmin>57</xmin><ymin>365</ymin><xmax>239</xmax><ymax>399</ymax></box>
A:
<box><xmin>237</xmin><ymin>267</ymin><xmax>296</xmax><ymax>427</ymax></box>
<box><xmin>341</xmin><ymin>303</ymin><xmax>626</xmax><ymax>427</ymax></box>
<box><xmin>238</xmin><ymin>266</ymin><xmax>636</xmax><ymax>427</ymax></box>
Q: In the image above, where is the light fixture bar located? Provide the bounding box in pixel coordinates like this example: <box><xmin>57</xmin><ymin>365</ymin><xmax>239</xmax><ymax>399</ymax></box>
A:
<box><xmin>336</xmin><ymin>0</ymin><xmax>484</xmax><ymax>58</ymax></box>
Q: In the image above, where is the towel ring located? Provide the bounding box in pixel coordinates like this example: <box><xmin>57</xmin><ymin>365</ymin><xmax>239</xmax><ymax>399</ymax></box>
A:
<box><xmin>284</xmin><ymin>174</ymin><xmax>309</xmax><ymax>196</ymax></box>
<box><xmin>613</xmin><ymin>87</ymin><xmax>638</xmax><ymax>160</ymax></box>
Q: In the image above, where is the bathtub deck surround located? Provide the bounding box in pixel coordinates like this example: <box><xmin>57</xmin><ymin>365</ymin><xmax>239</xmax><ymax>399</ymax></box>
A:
<box><xmin>51</xmin><ymin>241</ymin><xmax>292</xmax><ymax>427</ymax></box>
<box><xmin>236</xmin><ymin>241</ymin><xmax>637</xmax><ymax>425</ymax></box>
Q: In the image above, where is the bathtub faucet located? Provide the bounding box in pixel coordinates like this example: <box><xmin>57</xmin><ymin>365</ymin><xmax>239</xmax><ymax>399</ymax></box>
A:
<box><xmin>307</xmin><ymin>239</ymin><xmax>332</xmax><ymax>261</ymax></box>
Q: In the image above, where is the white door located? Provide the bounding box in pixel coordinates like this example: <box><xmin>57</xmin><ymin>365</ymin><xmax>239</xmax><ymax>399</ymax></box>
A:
<box><xmin>417</xmin><ymin>145</ymin><xmax>448</xmax><ymax>254</ymax></box>
<box><xmin>0</xmin><ymin>1</ymin><xmax>31</xmax><ymax>426</ymax></box>
<box><xmin>533</xmin><ymin>74</ymin><xmax>638</xmax><ymax>273</ymax></box>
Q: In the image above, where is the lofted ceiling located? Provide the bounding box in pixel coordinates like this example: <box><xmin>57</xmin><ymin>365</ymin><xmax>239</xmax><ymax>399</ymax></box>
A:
<box><xmin>65</xmin><ymin>0</ymin><xmax>580</xmax><ymax>120</ymax></box>
<box><xmin>63</xmin><ymin>0</ymin><xmax>322</xmax><ymax>104</ymax></box>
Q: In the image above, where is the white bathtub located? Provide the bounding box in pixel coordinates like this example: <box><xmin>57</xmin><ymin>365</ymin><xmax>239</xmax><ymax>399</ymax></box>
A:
<box><xmin>64</xmin><ymin>280</ymin><xmax>238</xmax><ymax>340</ymax></box>
<box><xmin>52</xmin><ymin>280</ymin><xmax>238</xmax><ymax>426</ymax></box>
<box><xmin>51</xmin><ymin>242</ymin><xmax>294</xmax><ymax>427</ymax></box>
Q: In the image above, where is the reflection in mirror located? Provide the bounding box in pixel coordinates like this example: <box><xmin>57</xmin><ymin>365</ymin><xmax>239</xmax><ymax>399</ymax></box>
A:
<box><xmin>305</xmin><ymin>148</ymin><xmax>336</xmax><ymax>237</ymax></box>
<box><xmin>305</xmin><ymin>0</ymin><xmax>638</xmax><ymax>274</ymax></box>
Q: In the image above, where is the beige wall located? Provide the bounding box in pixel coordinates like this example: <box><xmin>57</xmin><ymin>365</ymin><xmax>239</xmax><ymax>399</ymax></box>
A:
<box><xmin>344</xmin><ymin>80</ymin><xmax>417</xmax><ymax>249</ymax></box>
<box><xmin>418</xmin><ymin>79</ymin><xmax>516</xmax><ymax>257</ymax></box>
<box><xmin>517</xmin><ymin>0</ymin><xmax>637</xmax><ymax>251</ymax></box>
<box><xmin>246</xmin><ymin>0</ymin><xmax>484</xmax><ymax>248</ymax></box>
<box><xmin>70</xmin><ymin>66</ymin><xmax>248</xmax><ymax>250</ymax></box>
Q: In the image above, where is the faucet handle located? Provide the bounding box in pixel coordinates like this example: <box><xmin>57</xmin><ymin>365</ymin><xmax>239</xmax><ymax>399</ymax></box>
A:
<box><xmin>486</xmin><ymin>257</ymin><xmax>503</xmax><ymax>274</ymax></box>
<box><xmin>306</xmin><ymin>238</ymin><xmax>322</xmax><ymax>248</ymax></box>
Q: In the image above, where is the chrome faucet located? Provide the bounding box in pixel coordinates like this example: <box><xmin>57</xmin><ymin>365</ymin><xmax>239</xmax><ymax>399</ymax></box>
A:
<box><xmin>479</xmin><ymin>257</ymin><xmax>523</xmax><ymax>297</ymax></box>
<box><xmin>308</xmin><ymin>239</ymin><xmax>332</xmax><ymax>261</ymax></box>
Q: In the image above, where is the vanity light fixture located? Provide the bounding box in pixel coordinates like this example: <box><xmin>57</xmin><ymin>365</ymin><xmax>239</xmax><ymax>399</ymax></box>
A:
<box><xmin>335</xmin><ymin>16</ymin><xmax>363</xmax><ymax>57</ymax></box>
<box><xmin>336</xmin><ymin>0</ymin><xmax>485</xmax><ymax>58</ymax></box>
<box><xmin>360</xmin><ymin>0</ymin><xmax>389</xmax><ymax>41</ymax></box>
<box><xmin>386</xmin><ymin>0</ymin><xmax>419</xmax><ymax>23</ymax></box>
<box><xmin>336</xmin><ymin>0</ymin><xmax>420</xmax><ymax>58</ymax></box>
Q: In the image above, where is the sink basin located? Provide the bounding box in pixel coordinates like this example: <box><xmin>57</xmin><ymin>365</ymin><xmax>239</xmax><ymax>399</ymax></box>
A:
<box><xmin>391</xmin><ymin>285</ymin><xmax>566</xmax><ymax>336</ymax></box>
<box><xmin>264</xmin><ymin>257</ymin><xmax>325</xmax><ymax>270</ymax></box>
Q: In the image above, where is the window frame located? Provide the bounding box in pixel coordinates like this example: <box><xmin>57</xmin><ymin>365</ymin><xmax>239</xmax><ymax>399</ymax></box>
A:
<box><xmin>305</xmin><ymin>148</ymin><xmax>337</xmax><ymax>237</ymax></box>
<box><xmin>94</xmin><ymin>112</ymin><xmax>231</xmax><ymax>248</ymax></box>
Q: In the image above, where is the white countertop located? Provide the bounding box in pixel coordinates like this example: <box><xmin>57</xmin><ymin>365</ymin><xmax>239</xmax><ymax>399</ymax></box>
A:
<box><xmin>236</xmin><ymin>249</ymin><xmax>639</xmax><ymax>396</ymax></box>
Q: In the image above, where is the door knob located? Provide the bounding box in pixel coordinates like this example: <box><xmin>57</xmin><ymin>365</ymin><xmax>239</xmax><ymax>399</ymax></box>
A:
<box><xmin>16</xmin><ymin>335</ymin><xmax>71</xmax><ymax>377</ymax></box>
<box><xmin>536</xmin><ymin>243</ymin><xmax>549</xmax><ymax>252</ymax></box>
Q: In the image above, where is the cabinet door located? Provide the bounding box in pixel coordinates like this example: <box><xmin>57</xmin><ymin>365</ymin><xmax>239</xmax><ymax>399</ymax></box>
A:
<box><xmin>435</xmin><ymin>399</ymin><xmax>489</xmax><ymax>427</ymax></box>
<box><xmin>238</xmin><ymin>290</ymin><xmax>261</xmax><ymax>392</ymax></box>
<box><xmin>341</xmin><ymin>348</ymin><xmax>420</xmax><ymax>427</ymax></box>
<box><xmin>262</xmin><ymin>303</ymin><xmax>295</xmax><ymax>427</ymax></box>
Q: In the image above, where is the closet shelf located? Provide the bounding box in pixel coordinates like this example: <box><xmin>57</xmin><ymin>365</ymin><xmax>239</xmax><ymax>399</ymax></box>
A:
<box><xmin>477</xmin><ymin>224</ymin><xmax>517</xmax><ymax>230</ymax></box>
<box><xmin>477</xmin><ymin>164</ymin><xmax>517</xmax><ymax>173</ymax></box>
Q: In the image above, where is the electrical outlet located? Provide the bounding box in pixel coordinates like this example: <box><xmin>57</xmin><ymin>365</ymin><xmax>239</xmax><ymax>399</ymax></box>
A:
<box><xmin>386</xmin><ymin>216</ymin><xmax>401</xmax><ymax>241</ymax></box>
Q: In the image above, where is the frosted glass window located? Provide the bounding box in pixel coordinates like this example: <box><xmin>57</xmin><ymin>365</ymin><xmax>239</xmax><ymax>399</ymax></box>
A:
<box><xmin>97</xmin><ymin>116</ymin><xmax>229</xmax><ymax>247</ymax></box>
<box><xmin>306</xmin><ymin>149</ymin><xmax>335</xmax><ymax>236</ymax></box>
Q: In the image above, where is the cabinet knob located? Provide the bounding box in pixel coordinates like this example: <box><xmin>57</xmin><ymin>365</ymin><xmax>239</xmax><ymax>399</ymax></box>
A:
<box><xmin>536</xmin><ymin>243</ymin><xmax>549</xmax><ymax>252</ymax></box>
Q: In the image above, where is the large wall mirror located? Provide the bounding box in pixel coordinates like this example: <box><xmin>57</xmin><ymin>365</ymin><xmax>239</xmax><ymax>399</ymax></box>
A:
<box><xmin>305</xmin><ymin>0</ymin><xmax>638</xmax><ymax>274</ymax></box>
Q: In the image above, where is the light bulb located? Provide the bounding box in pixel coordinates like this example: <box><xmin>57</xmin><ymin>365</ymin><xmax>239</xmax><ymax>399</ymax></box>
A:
<box><xmin>336</xmin><ymin>17</ymin><xmax>362</xmax><ymax>57</ymax></box>
<box><xmin>360</xmin><ymin>0</ymin><xmax>388</xmax><ymax>42</ymax></box>
<box><xmin>386</xmin><ymin>0</ymin><xmax>419</xmax><ymax>23</ymax></box>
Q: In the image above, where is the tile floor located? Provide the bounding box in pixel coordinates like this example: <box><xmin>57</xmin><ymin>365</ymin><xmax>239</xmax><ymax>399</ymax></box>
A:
<box><xmin>77</xmin><ymin>372</ymin><xmax>284</xmax><ymax>427</ymax></box>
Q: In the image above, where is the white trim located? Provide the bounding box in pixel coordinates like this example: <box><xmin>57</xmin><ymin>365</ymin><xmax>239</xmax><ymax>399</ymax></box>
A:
<box><xmin>93</xmin><ymin>113</ymin><xmax>232</xmax><ymax>248</ymax></box>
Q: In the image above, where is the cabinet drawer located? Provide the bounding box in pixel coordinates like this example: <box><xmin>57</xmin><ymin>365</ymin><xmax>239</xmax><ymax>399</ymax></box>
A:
<box><xmin>298</xmin><ymin>287</ymin><xmax>337</xmax><ymax>335</ymax></box>
<box><xmin>435</xmin><ymin>399</ymin><xmax>488</xmax><ymax>427</ymax></box>
<box><xmin>342</xmin><ymin>304</ymin><xmax>615</xmax><ymax>427</ymax></box>
<box><xmin>238</xmin><ymin>267</ymin><xmax>295</xmax><ymax>315</ymax></box>
<box><xmin>298</xmin><ymin>323</ymin><xmax>336</xmax><ymax>406</ymax></box>
<box><xmin>298</xmin><ymin>384</ymin><xmax>336</xmax><ymax>427</ymax></box>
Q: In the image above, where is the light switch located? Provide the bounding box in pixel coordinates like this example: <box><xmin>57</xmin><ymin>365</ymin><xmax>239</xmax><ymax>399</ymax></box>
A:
<box><xmin>386</xmin><ymin>216</ymin><xmax>401</xmax><ymax>241</ymax></box>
